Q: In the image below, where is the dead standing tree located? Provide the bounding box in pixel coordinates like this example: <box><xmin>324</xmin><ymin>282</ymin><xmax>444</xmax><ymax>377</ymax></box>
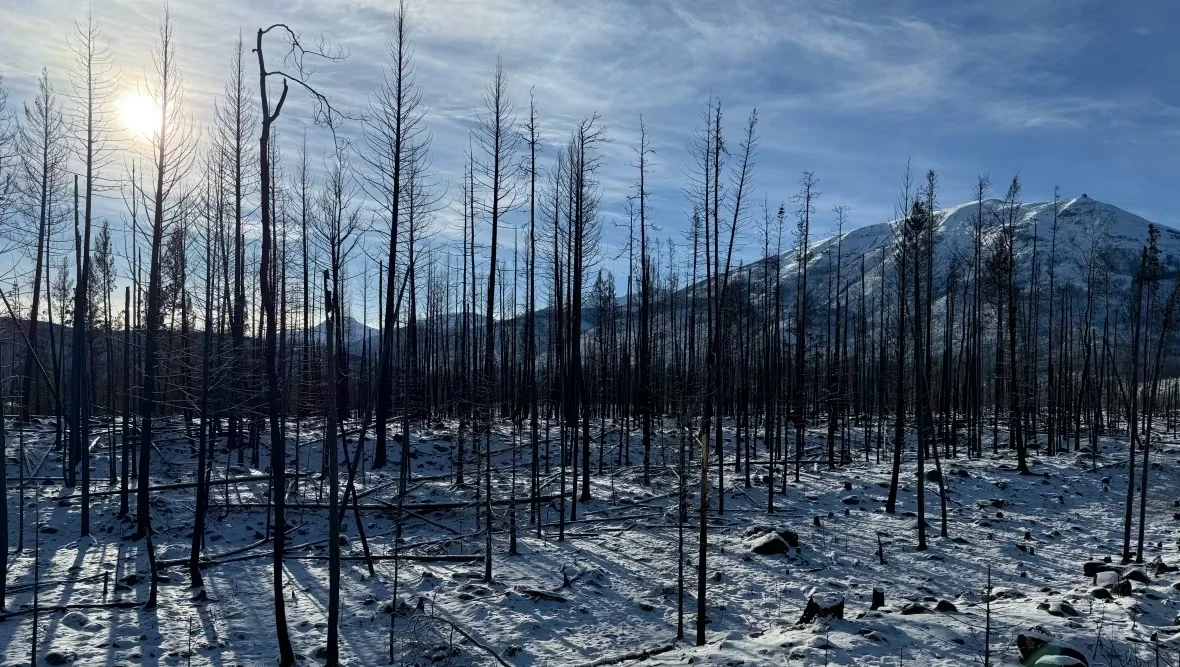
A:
<box><xmin>66</xmin><ymin>11</ymin><xmax>121</xmax><ymax>532</ymax></box>
<box><xmin>254</xmin><ymin>21</ymin><xmax>345</xmax><ymax>667</ymax></box>
<box><xmin>473</xmin><ymin>57</ymin><xmax>521</xmax><ymax>583</ymax></box>
<box><xmin>137</xmin><ymin>7</ymin><xmax>195</xmax><ymax>541</ymax></box>
<box><xmin>363</xmin><ymin>0</ymin><xmax>425</xmax><ymax>473</ymax></box>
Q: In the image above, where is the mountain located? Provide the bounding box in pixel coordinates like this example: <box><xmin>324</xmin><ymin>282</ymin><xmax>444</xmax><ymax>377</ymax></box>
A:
<box><xmin>738</xmin><ymin>194</ymin><xmax>1180</xmax><ymax>307</ymax></box>
<box><xmin>309</xmin><ymin>316</ymin><xmax>381</xmax><ymax>348</ymax></box>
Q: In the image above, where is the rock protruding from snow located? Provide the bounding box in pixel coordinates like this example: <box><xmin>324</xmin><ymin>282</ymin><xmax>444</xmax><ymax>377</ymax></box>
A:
<box><xmin>746</xmin><ymin>526</ymin><xmax>800</xmax><ymax>555</ymax></box>
<box><xmin>1121</xmin><ymin>567</ymin><xmax>1150</xmax><ymax>584</ymax></box>
<box><xmin>797</xmin><ymin>593</ymin><xmax>844</xmax><ymax>624</ymax></box>
<box><xmin>1037</xmin><ymin>600</ymin><xmax>1079</xmax><ymax>617</ymax></box>
<box><xmin>1082</xmin><ymin>560</ymin><xmax>1118</xmax><ymax>578</ymax></box>
<box><xmin>45</xmin><ymin>651</ymin><xmax>77</xmax><ymax>666</ymax></box>
<box><xmin>900</xmin><ymin>602</ymin><xmax>930</xmax><ymax>615</ymax></box>
<box><xmin>1016</xmin><ymin>630</ymin><xmax>1089</xmax><ymax>666</ymax></box>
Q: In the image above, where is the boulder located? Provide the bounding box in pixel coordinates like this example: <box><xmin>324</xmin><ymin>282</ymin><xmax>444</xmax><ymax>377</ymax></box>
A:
<box><xmin>1088</xmin><ymin>587</ymin><xmax>1112</xmax><ymax>601</ymax></box>
<box><xmin>1121</xmin><ymin>568</ymin><xmax>1150</xmax><ymax>584</ymax></box>
<box><xmin>61</xmin><ymin>612</ymin><xmax>91</xmax><ymax>630</ymax></box>
<box><xmin>1045</xmin><ymin>601</ymin><xmax>1079</xmax><ymax>617</ymax></box>
<box><xmin>1016</xmin><ymin>631</ymin><xmax>1089</xmax><ymax>667</ymax></box>
<box><xmin>900</xmin><ymin>602</ymin><xmax>930</xmax><ymax>615</ymax></box>
<box><xmin>935</xmin><ymin>599</ymin><xmax>957</xmax><ymax>612</ymax></box>
<box><xmin>750</xmin><ymin>534</ymin><xmax>790</xmax><ymax>556</ymax></box>
<box><xmin>1147</xmin><ymin>558</ymin><xmax>1178</xmax><ymax>575</ymax></box>
<box><xmin>1083</xmin><ymin>561</ymin><xmax>1118</xmax><ymax>578</ymax></box>
<box><xmin>45</xmin><ymin>652</ymin><xmax>77</xmax><ymax>666</ymax></box>
<box><xmin>1095</xmin><ymin>571</ymin><xmax>1119</xmax><ymax>589</ymax></box>
<box><xmin>842</xmin><ymin>495</ymin><xmax>860</xmax><ymax>505</ymax></box>
<box><xmin>797</xmin><ymin>593</ymin><xmax>844</xmax><ymax>624</ymax></box>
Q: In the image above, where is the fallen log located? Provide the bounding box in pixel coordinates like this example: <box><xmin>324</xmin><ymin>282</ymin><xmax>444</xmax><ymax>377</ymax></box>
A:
<box><xmin>574</xmin><ymin>642</ymin><xmax>679</xmax><ymax>667</ymax></box>
<box><xmin>50</xmin><ymin>473</ymin><xmax>304</xmax><ymax>501</ymax></box>
<box><xmin>0</xmin><ymin>600</ymin><xmax>142</xmax><ymax>622</ymax></box>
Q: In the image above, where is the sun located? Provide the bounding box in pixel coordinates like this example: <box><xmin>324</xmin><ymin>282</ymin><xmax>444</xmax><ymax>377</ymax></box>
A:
<box><xmin>117</xmin><ymin>92</ymin><xmax>160</xmax><ymax>140</ymax></box>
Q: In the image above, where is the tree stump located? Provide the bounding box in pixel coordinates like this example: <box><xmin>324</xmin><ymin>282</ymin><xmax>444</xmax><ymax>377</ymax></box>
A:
<box><xmin>870</xmin><ymin>587</ymin><xmax>885</xmax><ymax>610</ymax></box>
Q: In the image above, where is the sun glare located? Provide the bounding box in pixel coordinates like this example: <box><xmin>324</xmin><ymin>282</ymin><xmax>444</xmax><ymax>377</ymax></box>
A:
<box><xmin>117</xmin><ymin>92</ymin><xmax>160</xmax><ymax>140</ymax></box>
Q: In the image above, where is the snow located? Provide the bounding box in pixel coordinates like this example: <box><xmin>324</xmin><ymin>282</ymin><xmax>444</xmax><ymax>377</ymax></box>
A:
<box><xmin>2</xmin><ymin>419</ymin><xmax>1180</xmax><ymax>666</ymax></box>
<box><xmin>737</xmin><ymin>195</ymin><xmax>1180</xmax><ymax>310</ymax></box>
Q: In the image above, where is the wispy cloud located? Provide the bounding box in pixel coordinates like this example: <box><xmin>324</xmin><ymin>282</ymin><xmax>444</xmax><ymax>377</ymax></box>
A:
<box><xmin>1</xmin><ymin>0</ymin><xmax>1176</xmax><ymax>278</ymax></box>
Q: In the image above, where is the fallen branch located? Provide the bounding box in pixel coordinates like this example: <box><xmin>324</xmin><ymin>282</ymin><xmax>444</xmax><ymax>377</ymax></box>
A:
<box><xmin>574</xmin><ymin>642</ymin><xmax>679</xmax><ymax>667</ymax></box>
<box><xmin>0</xmin><ymin>600</ymin><xmax>141</xmax><ymax>622</ymax></box>
<box><xmin>426</xmin><ymin>612</ymin><xmax>512</xmax><ymax>667</ymax></box>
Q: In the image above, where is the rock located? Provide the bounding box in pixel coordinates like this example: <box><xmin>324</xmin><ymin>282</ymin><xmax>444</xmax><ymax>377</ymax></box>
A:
<box><xmin>1122</xmin><ymin>568</ymin><xmax>1150</xmax><ymax>584</ymax></box>
<box><xmin>750</xmin><ymin>534</ymin><xmax>790</xmax><ymax>556</ymax></box>
<box><xmin>984</xmin><ymin>588</ymin><xmax>1026</xmax><ymax>602</ymax></box>
<box><xmin>901</xmin><ymin>602</ymin><xmax>930</xmax><ymax>615</ymax></box>
<box><xmin>62</xmin><ymin>612</ymin><xmax>91</xmax><ymax>630</ymax></box>
<box><xmin>1111</xmin><ymin>580</ymin><xmax>1133</xmax><ymax>597</ymax></box>
<box><xmin>1083</xmin><ymin>561</ymin><xmax>1118</xmax><ymax>578</ymax></box>
<box><xmin>1148</xmin><ymin>558</ymin><xmax>1178</xmax><ymax>575</ymax></box>
<box><xmin>842</xmin><ymin>495</ymin><xmax>860</xmax><ymax>505</ymax></box>
<box><xmin>1095</xmin><ymin>571</ymin><xmax>1119</xmax><ymax>589</ymax></box>
<box><xmin>1088</xmin><ymin>587</ymin><xmax>1112</xmax><ymax>601</ymax></box>
<box><xmin>1047</xmin><ymin>601</ymin><xmax>1079</xmax><ymax>617</ymax></box>
<box><xmin>742</xmin><ymin>525</ymin><xmax>772</xmax><ymax>538</ymax></box>
<box><xmin>1016</xmin><ymin>631</ymin><xmax>1089</xmax><ymax>666</ymax></box>
<box><xmin>45</xmin><ymin>652</ymin><xmax>76</xmax><ymax>666</ymax></box>
<box><xmin>797</xmin><ymin>593</ymin><xmax>844</xmax><ymax>624</ymax></box>
<box><xmin>925</xmin><ymin>469</ymin><xmax>941</xmax><ymax>483</ymax></box>
<box><xmin>807</xmin><ymin>635</ymin><xmax>834</xmax><ymax>649</ymax></box>
<box><xmin>778</xmin><ymin>529</ymin><xmax>800</xmax><ymax>547</ymax></box>
<box><xmin>935</xmin><ymin>600</ymin><xmax>957</xmax><ymax>612</ymax></box>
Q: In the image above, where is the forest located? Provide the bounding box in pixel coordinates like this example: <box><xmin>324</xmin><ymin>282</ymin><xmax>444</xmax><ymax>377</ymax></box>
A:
<box><xmin>0</xmin><ymin>3</ymin><xmax>1178</xmax><ymax>667</ymax></box>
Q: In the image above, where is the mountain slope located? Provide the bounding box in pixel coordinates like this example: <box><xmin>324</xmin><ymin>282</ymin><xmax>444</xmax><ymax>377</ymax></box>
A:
<box><xmin>747</xmin><ymin>194</ymin><xmax>1180</xmax><ymax>306</ymax></box>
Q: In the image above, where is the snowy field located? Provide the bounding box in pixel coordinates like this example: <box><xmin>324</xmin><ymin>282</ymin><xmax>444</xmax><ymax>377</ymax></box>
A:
<box><xmin>2</xmin><ymin>419</ymin><xmax>1179</xmax><ymax>666</ymax></box>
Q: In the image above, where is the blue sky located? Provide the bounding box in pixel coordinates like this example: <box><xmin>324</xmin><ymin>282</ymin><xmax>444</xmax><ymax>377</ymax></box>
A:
<box><xmin>1</xmin><ymin>0</ymin><xmax>1178</xmax><ymax>300</ymax></box>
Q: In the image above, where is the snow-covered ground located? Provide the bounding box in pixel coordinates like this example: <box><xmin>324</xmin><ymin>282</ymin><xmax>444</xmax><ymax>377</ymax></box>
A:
<box><xmin>3</xmin><ymin>418</ymin><xmax>1179</xmax><ymax>666</ymax></box>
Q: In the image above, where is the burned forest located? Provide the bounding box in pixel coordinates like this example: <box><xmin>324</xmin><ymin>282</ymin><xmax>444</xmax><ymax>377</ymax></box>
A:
<box><xmin>0</xmin><ymin>2</ymin><xmax>1178</xmax><ymax>666</ymax></box>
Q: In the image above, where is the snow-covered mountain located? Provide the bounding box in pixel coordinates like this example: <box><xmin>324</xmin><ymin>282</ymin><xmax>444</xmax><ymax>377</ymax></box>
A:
<box><xmin>745</xmin><ymin>194</ymin><xmax>1180</xmax><ymax>306</ymax></box>
<box><xmin>309</xmin><ymin>316</ymin><xmax>380</xmax><ymax>349</ymax></box>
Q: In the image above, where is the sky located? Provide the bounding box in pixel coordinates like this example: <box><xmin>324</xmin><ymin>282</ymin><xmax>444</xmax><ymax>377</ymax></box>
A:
<box><xmin>1</xmin><ymin>0</ymin><xmax>1178</xmax><ymax>305</ymax></box>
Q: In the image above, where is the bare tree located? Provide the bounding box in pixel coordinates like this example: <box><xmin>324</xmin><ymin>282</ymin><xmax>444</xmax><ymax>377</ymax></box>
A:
<box><xmin>17</xmin><ymin>71</ymin><xmax>69</xmax><ymax>421</ymax></box>
<box><xmin>67</xmin><ymin>11</ymin><xmax>121</xmax><ymax>531</ymax></box>
<box><xmin>137</xmin><ymin>7</ymin><xmax>196</xmax><ymax>550</ymax></box>
<box><xmin>215</xmin><ymin>33</ymin><xmax>258</xmax><ymax>459</ymax></box>
<box><xmin>473</xmin><ymin>56</ymin><xmax>521</xmax><ymax>582</ymax></box>
<box><xmin>254</xmin><ymin>19</ymin><xmax>346</xmax><ymax>666</ymax></box>
<box><xmin>363</xmin><ymin>0</ymin><xmax>426</xmax><ymax>472</ymax></box>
